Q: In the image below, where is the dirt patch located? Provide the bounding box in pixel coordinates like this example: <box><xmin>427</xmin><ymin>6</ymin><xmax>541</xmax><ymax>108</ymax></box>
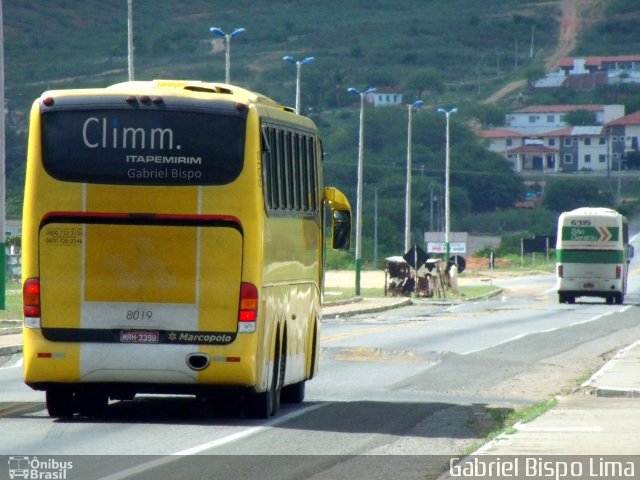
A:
<box><xmin>325</xmin><ymin>270</ymin><xmax>386</xmax><ymax>289</ymax></box>
<box><xmin>483</xmin><ymin>0</ymin><xmax>605</xmax><ymax>104</ymax></box>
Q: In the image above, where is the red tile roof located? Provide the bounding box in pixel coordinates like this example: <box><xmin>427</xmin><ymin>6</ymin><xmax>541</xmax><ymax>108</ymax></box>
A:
<box><xmin>480</xmin><ymin>129</ymin><xmax>523</xmax><ymax>138</ymax></box>
<box><xmin>606</xmin><ymin>110</ymin><xmax>640</xmax><ymax>126</ymax></box>
<box><xmin>559</xmin><ymin>55</ymin><xmax>640</xmax><ymax>68</ymax></box>
<box><xmin>513</xmin><ymin>105</ymin><xmax>605</xmax><ymax>113</ymax></box>
<box><xmin>543</xmin><ymin>127</ymin><xmax>574</xmax><ymax>137</ymax></box>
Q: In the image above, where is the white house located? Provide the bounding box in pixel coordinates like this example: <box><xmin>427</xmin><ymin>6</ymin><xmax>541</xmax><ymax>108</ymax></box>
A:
<box><xmin>481</xmin><ymin>124</ymin><xmax>611</xmax><ymax>173</ymax></box>
<box><xmin>545</xmin><ymin>126</ymin><xmax>609</xmax><ymax>172</ymax></box>
<box><xmin>505</xmin><ymin>104</ymin><xmax>625</xmax><ymax>135</ymax></box>
<box><xmin>369</xmin><ymin>87</ymin><xmax>403</xmax><ymax>107</ymax></box>
<box><xmin>535</xmin><ymin>55</ymin><xmax>640</xmax><ymax>89</ymax></box>
<box><xmin>606</xmin><ymin>110</ymin><xmax>640</xmax><ymax>158</ymax></box>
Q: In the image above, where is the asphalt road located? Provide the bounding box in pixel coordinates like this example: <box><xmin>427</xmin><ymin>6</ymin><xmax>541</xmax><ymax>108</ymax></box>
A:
<box><xmin>2</xmin><ymin>270</ymin><xmax>640</xmax><ymax>479</ymax></box>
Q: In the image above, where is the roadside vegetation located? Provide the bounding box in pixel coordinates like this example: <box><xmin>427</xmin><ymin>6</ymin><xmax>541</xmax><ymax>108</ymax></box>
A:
<box><xmin>0</xmin><ymin>282</ymin><xmax>22</xmax><ymax>322</ymax></box>
<box><xmin>323</xmin><ymin>283</ymin><xmax>499</xmax><ymax>303</ymax></box>
<box><xmin>4</xmin><ymin>1</ymin><xmax>640</xmax><ymax>271</ymax></box>
<box><xmin>465</xmin><ymin>397</ymin><xmax>559</xmax><ymax>454</ymax></box>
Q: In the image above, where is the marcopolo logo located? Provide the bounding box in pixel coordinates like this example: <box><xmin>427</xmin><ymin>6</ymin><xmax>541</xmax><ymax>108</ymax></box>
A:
<box><xmin>8</xmin><ymin>456</ymin><xmax>73</xmax><ymax>479</ymax></box>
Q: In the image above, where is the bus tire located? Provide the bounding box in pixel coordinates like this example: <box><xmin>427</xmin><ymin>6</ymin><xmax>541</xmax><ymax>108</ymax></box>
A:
<box><xmin>614</xmin><ymin>293</ymin><xmax>624</xmax><ymax>305</ymax></box>
<box><xmin>282</xmin><ymin>380</ymin><xmax>305</xmax><ymax>404</ymax></box>
<box><xmin>46</xmin><ymin>389</ymin><xmax>75</xmax><ymax>418</ymax></box>
<box><xmin>247</xmin><ymin>339</ymin><xmax>282</xmax><ymax>419</ymax></box>
<box><xmin>559</xmin><ymin>293</ymin><xmax>574</xmax><ymax>304</ymax></box>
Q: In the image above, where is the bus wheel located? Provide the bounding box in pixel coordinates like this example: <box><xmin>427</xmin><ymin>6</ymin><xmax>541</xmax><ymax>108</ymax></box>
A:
<box><xmin>46</xmin><ymin>389</ymin><xmax>75</xmax><ymax>418</ymax></box>
<box><xmin>282</xmin><ymin>380</ymin><xmax>305</xmax><ymax>404</ymax></box>
<box><xmin>559</xmin><ymin>293</ymin><xmax>574</xmax><ymax>304</ymax></box>
<box><xmin>614</xmin><ymin>293</ymin><xmax>624</xmax><ymax>305</ymax></box>
<box><xmin>247</xmin><ymin>347</ymin><xmax>282</xmax><ymax>419</ymax></box>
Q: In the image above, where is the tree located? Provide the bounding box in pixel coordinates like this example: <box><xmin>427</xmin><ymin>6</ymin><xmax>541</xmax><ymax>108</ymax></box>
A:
<box><xmin>541</xmin><ymin>178</ymin><xmax>614</xmax><ymax>213</ymax></box>
<box><xmin>467</xmin><ymin>104</ymin><xmax>507</xmax><ymax>128</ymax></box>
<box><xmin>523</xmin><ymin>65</ymin><xmax>546</xmax><ymax>86</ymax></box>
<box><xmin>404</xmin><ymin>69</ymin><xmax>445</xmax><ymax>100</ymax></box>
<box><xmin>451</xmin><ymin>144</ymin><xmax>524</xmax><ymax>212</ymax></box>
<box><xmin>562</xmin><ymin>110</ymin><xmax>598</xmax><ymax>126</ymax></box>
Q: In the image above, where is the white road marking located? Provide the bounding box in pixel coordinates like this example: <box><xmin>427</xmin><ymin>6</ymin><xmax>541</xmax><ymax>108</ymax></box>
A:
<box><xmin>94</xmin><ymin>403</ymin><xmax>325</xmax><ymax>480</ymax></box>
<box><xmin>0</xmin><ymin>356</ymin><xmax>23</xmax><ymax>370</ymax></box>
<box><xmin>461</xmin><ymin>308</ymin><xmax>624</xmax><ymax>355</ymax></box>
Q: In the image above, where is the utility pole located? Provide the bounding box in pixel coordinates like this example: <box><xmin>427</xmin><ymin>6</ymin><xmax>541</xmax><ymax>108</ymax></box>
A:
<box><xmin>0</xmin><ymin>0</ymin><xmax>6</xmax><ymax>309</ymax></box>
<box><xmin>530</xmin><ymin>24</ymin><xmax>534</xmax><ymax>58</ymax></box>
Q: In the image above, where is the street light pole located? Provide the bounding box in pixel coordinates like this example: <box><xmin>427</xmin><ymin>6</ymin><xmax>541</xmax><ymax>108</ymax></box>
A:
<box><xmin>405</xmin><ymin>100</ymin><xmax>423</xmax><ymax>253</ymax></box>
<box><xmin>374</xmin><ymin>185</ymin><xmax>378</xmax><ymax>268</ymax></box>
<box><xmin>347</xmin><ymin>87</ymin><xmax>375</xmax><ymax>296</ymax></box>
<box><xmin>0</xmin><ymin>0</ymin><xmax>5</xmax><ymax>309</ymax></box>
<box><xmin>437</xmin><ymin>107</ymin><xmax>457</xmax><ymax>262</ymax></box>
<box><xmin>209</xmin><ymin>27</ymin><xmax>246</xmax><ymax>84</ymax></box>
<box><xmin>283</xmin><ymin>56</ymin><xmax>315</xmax><ymax>114</ymax></box>
<box><xmin>127</xmin><ymin>0</ymin><xmax>134</xmax><ymax>81</ymax></box>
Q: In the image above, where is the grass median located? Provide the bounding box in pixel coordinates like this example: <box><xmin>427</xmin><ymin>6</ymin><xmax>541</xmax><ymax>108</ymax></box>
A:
<box><xmin>0</xmin><ymin>283</ymin><xmax>21</xmax><ymax>322</ymax></box>
<box><xmin>324</xmin><ymin>284</ymin><xmax>500</xmax><ymax>303</ymax></box>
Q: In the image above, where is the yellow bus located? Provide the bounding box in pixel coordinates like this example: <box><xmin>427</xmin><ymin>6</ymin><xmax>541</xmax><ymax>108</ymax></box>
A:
<box><xmin>22</xmin><ymin>79</ymin><xmax>351</xmax><ymax>418</ymax></box>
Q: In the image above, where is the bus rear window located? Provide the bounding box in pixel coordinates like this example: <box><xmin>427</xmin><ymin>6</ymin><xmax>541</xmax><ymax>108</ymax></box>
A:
<box><xmin>41</xmin><ymin>109</ymin><xmax>246</xmax><ymax>185</ymax></box>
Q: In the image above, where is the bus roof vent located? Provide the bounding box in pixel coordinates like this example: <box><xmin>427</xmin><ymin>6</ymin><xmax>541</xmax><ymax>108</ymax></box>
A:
<box><xmin>183</xmin><ymin>83</ymin><xmax>234</xmax><ymax>95</ymax></box>
<box><xmin>184</xmin><ymin>85</ymin><xmax>220</xmax><ymax>94</ymax></box>
<box><xmin>280</xmin><ymin>106</ymin><xmax>296</xmax><ymax>114</ymax></box>
<box><xmin>213</xmin><ymin>86</ymin><xmax>234</xmax><ymax>95</ymax></box>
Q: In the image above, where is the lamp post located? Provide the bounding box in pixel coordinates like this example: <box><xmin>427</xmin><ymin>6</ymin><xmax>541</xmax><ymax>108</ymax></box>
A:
<box><xmin>283</xmin><ymin>56</ymin><xmax>314</xmax><ymax>115</ymax></box>
<box><xmin>127</xmin><ymin>0</ymin><xmax>134</xmax><ymax>81</ymax></box>
<box><xmin>347</xmin><ymin>87</ymin><xmax>376</xmax><ymax>296</ymax></box>
<box><xmin>405</xmin><ymin>100</ymin><xmax>423</xmax><ymax>253</ymax></box>
<box><xmin>437</xmin><ymin>107</ymin><xmax>457</xmax><ymax>262</ymax></box>
<box><xmin>209</xmin><ymin>27</ymin><xmax>246</xmax><ymax>84</ymax></box>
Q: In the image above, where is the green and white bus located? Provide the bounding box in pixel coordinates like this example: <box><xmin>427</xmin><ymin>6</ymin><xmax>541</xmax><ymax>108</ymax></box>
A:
<box><xmin>556</xmin><ymin>207</ymin><xmax>633</xmax><ymax>305</ymax></box>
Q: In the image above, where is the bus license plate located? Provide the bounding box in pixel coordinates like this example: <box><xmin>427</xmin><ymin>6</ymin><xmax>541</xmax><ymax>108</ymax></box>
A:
<box><xmin>120</xmin><ymin>330</ymin><xmax>159</xmax><ymax>344</ymax></box>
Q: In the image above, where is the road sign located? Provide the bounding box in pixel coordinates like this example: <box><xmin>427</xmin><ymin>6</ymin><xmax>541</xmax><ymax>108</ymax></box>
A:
<box><xmin>428</xmin><ymin>242</ymin><xmax>466</xmax><ymax>254</ymax></box>
<box><xmin>562</xmin><ymin>226</ymin><xmax>618</xmax><ymax>242</ymax></box>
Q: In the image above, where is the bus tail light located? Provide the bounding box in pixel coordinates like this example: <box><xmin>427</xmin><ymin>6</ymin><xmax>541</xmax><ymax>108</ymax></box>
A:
<box><xmin>616</xmin><ymin>265</ymin><xmax>622</xmax><ymax>279</ymax></box>
<box><xmin>238</xmin><ymin>282</ymin><xmax>258</xmax><ymax>333</ymax></box>
<box><xmin>23</xmin><ymin>277</ymin><xmax>41</xmax><ymax>323</ymax></box>
<box><xmin>557</xmin><ymin>265</ymin><xmax>563</xmax><ymax>278</ymax></box>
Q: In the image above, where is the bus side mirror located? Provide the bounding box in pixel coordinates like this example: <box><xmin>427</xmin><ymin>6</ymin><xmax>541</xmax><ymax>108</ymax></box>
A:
<box><xmin>332</xmin><ymin>210</ymin><xmax>351</xmax><ymax>251</ymax></box>
<box><xmin>629</xmin><ymin>245</ymin><xmax>634</xmax><ymax>260</ymax></box>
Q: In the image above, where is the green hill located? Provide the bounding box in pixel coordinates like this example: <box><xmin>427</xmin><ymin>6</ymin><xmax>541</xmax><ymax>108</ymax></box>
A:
<box><xmin>4</xmin><ymin>0</ymin><xmax>640</xmax><ymax>259</ymax></box>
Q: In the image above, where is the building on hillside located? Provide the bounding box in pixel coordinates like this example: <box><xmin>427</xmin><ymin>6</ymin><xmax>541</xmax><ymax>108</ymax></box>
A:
<box><xmin>606</xmin><ymin>111</ymin><xmax>640</xmax><ymax>167</ymax></box>
<box><xmin>534</xmin><ymin>55</ymin><xmax>640</xmax><ymax>89</ymax></box>
<box><xmin>546</xmin><ymin>126</ymin><xmax>609</xmax><ymax>173</ymax></box>
<box><xmin>559</xmin><ymin>56</ymin><xmax>640</xmax><ymax>75</ymax></box>
<box><xmin>505</xmin><ymin>104</ymin><xmax>624</xmax><ymax>135</ymax></box>
<box><xmin>369</xmin><ymin>87</ymin><xmax>403</xmax><ymax>107</ymax></box>
<box><xmin>481</xmin><ymin>129</ymin><xmax>523</xmax><ymax>155</ymax></box>
<box><xmin>481</xmin><ymin>125</ymin><xmax>616</xmax><ymax>174</ymax></box>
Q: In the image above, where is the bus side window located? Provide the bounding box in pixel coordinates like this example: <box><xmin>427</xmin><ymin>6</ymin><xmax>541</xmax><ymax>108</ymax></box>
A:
<box><xmin>332</xmin><ymin>210</ymin><xmax>351</xmax><ymax>251</ymax></box>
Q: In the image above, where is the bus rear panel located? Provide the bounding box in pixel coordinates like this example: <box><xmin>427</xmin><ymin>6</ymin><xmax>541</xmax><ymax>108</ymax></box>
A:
<box><xmin>555</xmin><ymin>207</ymin><xmax>631</xmax><ymax>305</ymax></box>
